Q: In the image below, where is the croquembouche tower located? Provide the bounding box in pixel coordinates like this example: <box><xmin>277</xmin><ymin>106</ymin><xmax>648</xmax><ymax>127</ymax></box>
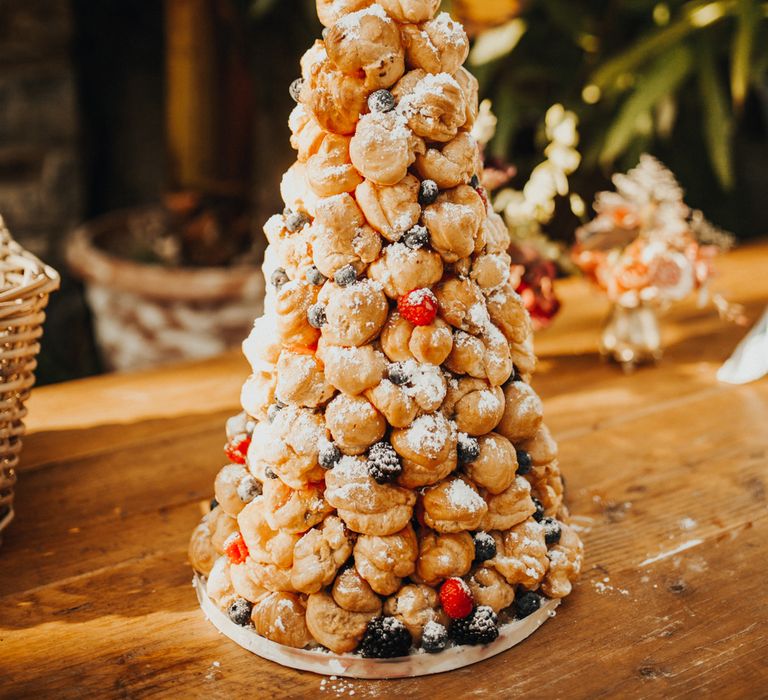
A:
<box><xmin>189</xmin><ymin>0</ymin><xmax>583</xmax><ymax>677</ymax></box>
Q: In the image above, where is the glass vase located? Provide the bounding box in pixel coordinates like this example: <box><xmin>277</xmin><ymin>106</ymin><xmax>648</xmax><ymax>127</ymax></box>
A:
<box><xmin>600</xmin><ymin>301</ymin><xmax>663</xmax><ymax>371</ymax></box>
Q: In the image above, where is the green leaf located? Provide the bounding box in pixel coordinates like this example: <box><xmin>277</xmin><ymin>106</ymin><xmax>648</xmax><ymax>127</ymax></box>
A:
<box><xmin>698</xmin><ymin>38</ymin><xmax>736</xmax><ymax>188</ymax></box>
<box><xmin>730</xmin><ymin>0</ymin><xmax>760</xmax><ymax>111</ymax></box>
<box><xmin>469</xmin><ymin>19</ymin><xmax>528</xmax><ymax>66</ymax></box>
<box><xmin>590</xmin><ymin>1</ymin><xmax>736</xmax><ymax>93</ymax></box>
<box><xmin>600</xmin><ymin>46</ymin><xmax>693</xmax><ymax>164</ymax></box>
<box><xmin>488</xmin><ymin>82</ymin><xmax>519</xmax><ymax>159</ymax></box>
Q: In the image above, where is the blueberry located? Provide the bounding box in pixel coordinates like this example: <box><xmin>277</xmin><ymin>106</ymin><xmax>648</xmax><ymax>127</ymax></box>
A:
<box><xmin>387</xmin><ymin>362</ymin><xmax>409</xmax><ymax>386</ymax></box>
<box><xmin>267</xmin><ymin>403</ymin><xmax>283</xmax><ymax>423</ymax></box>
<box><xmin>228</xmin><ymin>598</ymin><xmax>253</xmax><ymax>626</ymax></box>
<box><xmin>421</xmin><ymin>621</ymin><xmax>448</xmax><ymax>654</ymax></box>
<box><xmin>532</xmin><ymin>497</ymin><xmax>545</xmax><ymax>522</ymax></box>
<box><xmin>264</xmin><ymin>466</ymin><xmax>279</xmax><ymax>480</ymax></box>
<box><xmin>472</xmin><ymin>531</ymin><xmax>497</xmax><ymax>563</ymax></box>
<box><xmin>368</xmin><ymin>89</ymin><xmax>395</xmax><ymax>113</ymax></box>
<box><xmin>516</xmin><ymin>449</ymin><xmax>532</xmax><ymax>475</ymax></box>
<box><xmin>334</xmin><ymin>264</ymin><xmax>357</xmax><ymax>286</ymax></box>
<box><xmin>469</xmin><ymin>174</ymin><xmax>480</xmax><ymax>188</ymax></box>
<box><xmin>237</xmin><ymin>475</ymin><xmax>262</xmax><ymax>503</ymax></box>
<box><xmin>209</xmin><ymin>497</ymin><xmax>219</xmax><ymax>511</ymax></box>
<box><xmin>418</xmin><ymin>179</ymin><xmax>439</xmax><ymax>206</ymax></box>
<box><xmin>289</xmin><ymin>78</ymin><xmax>304</xmax><ymax>103</ymax></box>
<box><xmin>285</xmin><ymin>209</ymin><xmax>309</xmax><ymax>232</ymax></box>
<box><xmin>457</xmin><ymin>433</ymin><xmax>480</xmax><ymax>464</ymax></box>
<box><xmin>542</xmin><ymin>517</ymin><xmax>562</xmax><ymax>546</ymax></box>
<box><xmin>307</xmin><ymin>303</ymin><xmax>327</xmax><ymax>329</ymax></box>
<box><xmin>319</xmin><ymin>443</ymin><xmax>342</xmax><ymax>470</ymax></box>
<box><xmin>271</xmin><ymin>268</ymin><xmax>289</xmax><ymax>289</ymax></box>
<box><xmin>515</xmin><ymin>590</ymin><xmax>541</xmax><ymax>618</ymax></box>
<box><xmin>403</xmin><ymin>225</ymin><xmax>430</xmax><ymax>250</ymax></box>
<box><xmin>305</xmin><ymin>265</ymin><xmax>326</xmax><ymax>286</ymax></box>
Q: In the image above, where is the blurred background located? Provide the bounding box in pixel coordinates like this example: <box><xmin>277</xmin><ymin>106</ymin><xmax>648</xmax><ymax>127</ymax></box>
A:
<box><xmin>2</xmin><ymin>0</ymin><xmax>766</xmax><ymax>384</ymax></box>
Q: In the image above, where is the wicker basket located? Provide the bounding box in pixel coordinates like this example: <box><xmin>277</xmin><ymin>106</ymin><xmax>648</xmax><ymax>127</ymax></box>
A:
<box><xmin>0</xmin><ymin>217</ymin><xmax>59</xmax><ymax>544</ymax></box>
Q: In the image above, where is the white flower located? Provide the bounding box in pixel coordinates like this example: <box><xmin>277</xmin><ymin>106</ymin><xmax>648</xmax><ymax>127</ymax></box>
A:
<box><xmin>544</xmin><ymin>142</ymin><xmax>581</xmax><ymax>174</ymax></box>
<box><xmin>471</xmin><ymin>99</ymin><xmax>498</xmax><ymax>146</ymax></box>
<box><xmin>545</xmin><ymin>104</ymin><xmax>579</xmax><ymax>147</ymax></box>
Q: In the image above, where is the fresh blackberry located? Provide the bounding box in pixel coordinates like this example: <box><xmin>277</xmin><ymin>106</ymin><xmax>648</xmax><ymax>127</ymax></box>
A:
<box><xmin>267</xmin><ymin>403</ymin><xmax>283</xmax><ymax>423</ymax></box>
<box><xmin>366</xmin><ymin>441</ymin><xmax>402</xmax><ymax>484</ymax></box>
<box><xmin>359</xmin><ymin>616</ymin><xmax>412</xmax><ymax>658</ymax></box>
<box><xmin>237</xmin><ymin>475</ymin><xmax>262</xmax><ymax>503</ymax></box>
<box><xmin>271</xmin><ymin>268</ymin><xmax>289</xmax><ymax>289</ymax></box>
<box><xmin>532</xmin><ymin>497</ymin><xmax>545</xmax><ymax>522</ymax></box>
<box><xmin>449</xmin><ymin>606</ymin><xmax>499</xmax><ymax>646</ymax></box>
<box><xmin>289</xmin><ymin>78</ymin><xmax>304</xmax><ymax>103</ymax></box>
<box><xmin>307</xmin><ymin>303</ymin><xmax>327</xmax><ymax>329</ymax></box>
<box><xmin>516</xmin><ymin>449</ymin><xmax>532</xmax><ymax>475</ymax></box>
<box><xmin>403</xmin><ymin>225</ymin><xmax>430</xmax><ymax>250</ymax></box>
<box><xmin>515</xmin><ymin>590</ymin><xmax>541</xmax><ymax>618</ymax></box>
<box><xmin>418</xmin><ymin>179</ymin><xmax>439</xmax><ymax>206</ymax></box>
<box><xmin>319</xmin><ymin>442</ymin><xmax>342</xmax><ymax>470</ymax></box>
<box><xmin>306</xmin><ymin>265</ymin><xmax>326</xmax><ymax>286</ymax></box>
<box><xmin>542</xmin><ymin>517</ymin><xmax>562</xmax><ymax>546</ymax></box>
<box><xmin>368</xmin><ymin>89</ymin><xmax>395</xmax><ymax>113</ymax></box>
<box><xmin>387</xmin><ymin>362</ymin><xmax>410</xmax><ymax>386</ymax></box>
<box><xmin>420</xmin><ymin>621</ymin><xmax>448</xmax><ymax>653</ymax></box>
<box><xmin>264</xmin><ymin>466</ymin><xmax>279</xmax><ymax>480</ymax></box>
<box><xmin>472</xmin><ymin>531</ymin><xmax>497</xmax><ymax>563</ymax></box>
<box><xmin>285</xmin><ymin>209</ymin><xmax>309</xmax><ymax>232</ymax></box>
<box><xmin>457</xmin><ymin>433</ymin><xmax>480</xmax><ymax>464</ymax></box>
<box><xmin>334</xmin><ymin>264</ymin><xmax>357</xmax><ymax>287</ymax></box>
<box><xmin>227</xmin><ymin>598</ymin><xmax>253</xmax><ymax>627</ymax></box>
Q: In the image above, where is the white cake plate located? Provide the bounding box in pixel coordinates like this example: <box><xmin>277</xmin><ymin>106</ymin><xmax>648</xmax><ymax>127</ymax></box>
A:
<box><xmin>194</xmin><ymin>573</ymin><xmax>559</xmax><ymax>679</ymax></box>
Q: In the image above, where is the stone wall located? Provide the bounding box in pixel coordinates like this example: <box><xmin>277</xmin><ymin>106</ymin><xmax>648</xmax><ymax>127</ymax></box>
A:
<box><xmin>0</xmin><ymin>0</ymin><xmax>81</xmax><ymax>261</ymax></box>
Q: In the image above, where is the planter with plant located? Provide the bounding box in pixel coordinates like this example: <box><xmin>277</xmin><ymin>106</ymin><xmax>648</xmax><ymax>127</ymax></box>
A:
<box><xmin>66</xmin><ymin>0</ymin><xmax>263</xmax><ymax>371</ymax></box>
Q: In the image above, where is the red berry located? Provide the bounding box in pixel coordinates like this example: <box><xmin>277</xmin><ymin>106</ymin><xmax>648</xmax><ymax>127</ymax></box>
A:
<box><xmin>440</xmin><ymin>577</ymin><xmax>474</xmax><ymax>619</ymax></box>
<box><xmin>474</xmin><ymin>184</ymin><xmax>488</xmax><ymax>209</ymax></box>
<box><xmin>225</xmin><ymin>434</ymin><xmax>251</xmax><ymax>465</ymax></box>
<box><xmin>224</xmin><ymin>532</ymin><xmax>249</xmax><ymax>565</ymax></box>
<box><xmin>398</xmin><ymin>288</ymin><xmax>438</xmax><ymax>326</ymax></box>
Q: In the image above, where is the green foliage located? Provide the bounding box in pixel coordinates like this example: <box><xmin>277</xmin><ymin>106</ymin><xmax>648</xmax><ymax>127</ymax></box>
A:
<box><xmin>464</xmin><ymin>0</ymin><xmax>768</xmax><ymax>194</ymax></box>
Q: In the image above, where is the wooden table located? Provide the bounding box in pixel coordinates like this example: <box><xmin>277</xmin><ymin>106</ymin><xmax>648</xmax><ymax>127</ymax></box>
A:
<box><xmin>2</xmin><ymin>244</ymin><xmax>767</xmax><ymax>699</ymax></box>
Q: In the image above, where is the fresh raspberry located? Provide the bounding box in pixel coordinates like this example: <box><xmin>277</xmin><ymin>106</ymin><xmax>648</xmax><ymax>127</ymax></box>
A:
<box><xmin>475</xmin><ymin>185</ymin><xmax>489</xmax><ymax>208</ymax></box>
<box><xmin>439</xmin><ymin>577</ymin><xmax>474</xmax><ymax>619</ymax></box>
<box><xmin>224</xmin><ymin>434</ymin><xmax>251</xmax><ymax>465</ymax></box>
<box><xmin>398</xmin><ymin>288</ymin><xmax>438</xmax><ymax>326</ymax></box>
<box><xmin>224</xmin><ymin>532</ymin><xmax>249</xmax><ymax>565</ymax></box>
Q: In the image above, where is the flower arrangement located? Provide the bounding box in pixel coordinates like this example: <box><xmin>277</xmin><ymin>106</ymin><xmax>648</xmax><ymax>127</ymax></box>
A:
<box><xmin>572</xmin><ymin>155</ymin><xmax>738</xmax><ymax>315</ymax></box>
<box><xmin>571</xmin><ymin>155</ymin><xmax>743</xmax><ymax>368</ymax></box>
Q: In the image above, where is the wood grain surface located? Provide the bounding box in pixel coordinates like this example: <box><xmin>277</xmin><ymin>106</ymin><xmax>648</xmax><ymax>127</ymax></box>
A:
<box><xmin>2</xmin><ymin>244</ymin><xmax>767</xmax><ymax>699</ymax></box>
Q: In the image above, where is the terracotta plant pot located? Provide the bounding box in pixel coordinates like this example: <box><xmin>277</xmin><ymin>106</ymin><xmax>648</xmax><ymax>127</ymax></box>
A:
<box><xmin>66</xmin><ymin>207</ymin><xmax>264</xmax><ymax>371</ymax></box>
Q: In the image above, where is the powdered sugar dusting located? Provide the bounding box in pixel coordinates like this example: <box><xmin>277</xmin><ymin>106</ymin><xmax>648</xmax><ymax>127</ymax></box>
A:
<box><xmin>334</xmin><ymin>3</ymin><xmax>389</xmax><ymax>42</ymax></box>
<box><xmin>400</xmin><ymin>360</ymin><xmax>446</xmax><ymax>406</ymax></box>
<box><xmin>445</xmin><ymin>478</ymin><xmax>485</xmax><ymax>512</ymax></box>
<box><xmin>397</xmin><ymin>72</ymin><xmax>461</xmax><ymax>120</ymax></box>
<box><xmin>404</xmin><ymin>413</ymin><xmax>450</xmax><ymax>458</ymax></box>
<box><xmin>429</xmin><ymin>12</ymin><xmax>466</xmax><ymax>47</ymax></box>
